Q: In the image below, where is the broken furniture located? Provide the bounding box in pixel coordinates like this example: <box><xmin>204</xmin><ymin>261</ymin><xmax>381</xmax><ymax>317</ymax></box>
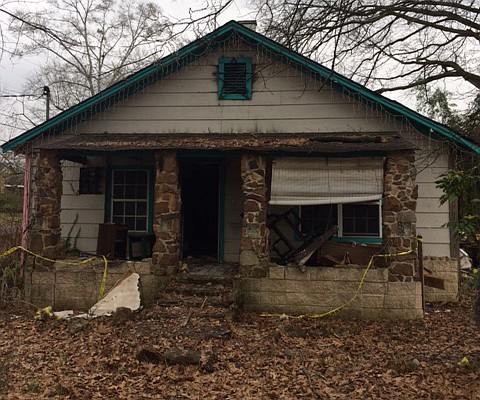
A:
<box><xmin>128</xmin><ymin>232</ymin><xmax>156</xmax><ymax>260</ymax></box>
<box><xmin>317</xmin><ymin>241</ymin><xmax>383</xmax><ymax>267</ymax></box>
<box><xmin>97</xmin><ymin>223</ymin><xmax>128</xmax><ymax>259</ymax></box>
<box><xmin>267</xmin><ymin>208</ymin><xmax>337</xmax><ymax>265</ymax></box>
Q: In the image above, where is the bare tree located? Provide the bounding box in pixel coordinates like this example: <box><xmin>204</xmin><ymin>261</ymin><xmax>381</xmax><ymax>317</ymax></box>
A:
<box><xmin>0</xmin><ymin>0</ymin><xmax>240</xmax><ymax>135</ymax></box>
<box><xmin>6</xmin><ymin>0</ymin><xmax>174</xmax><ymax>116</ymax></box>
<box><xmin>257</xmin><ymin>0</ymin><xmax>480</xmax><ymax>95</ymax></box>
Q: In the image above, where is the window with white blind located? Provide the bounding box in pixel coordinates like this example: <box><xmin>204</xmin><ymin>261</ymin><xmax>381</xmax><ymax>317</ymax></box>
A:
<box><xmin>271</xmin><ymin>157</ymin><xmax>384</xmax><ymax>242</ymax></box>
<box><xmin>270</xmin><ymin>157</ymin><xmax>384</xmax><ymax>205</ymax></box>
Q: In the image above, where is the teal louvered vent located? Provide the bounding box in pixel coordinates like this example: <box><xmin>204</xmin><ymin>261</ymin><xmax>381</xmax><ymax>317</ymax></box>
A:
<box><xmin>218</xmin><ymin>57</ymin><xmax>252</xmax><ymax>100</ymax></box>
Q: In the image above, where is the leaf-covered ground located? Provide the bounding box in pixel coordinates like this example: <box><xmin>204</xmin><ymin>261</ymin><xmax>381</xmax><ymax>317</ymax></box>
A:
<box><xmin>0</xmin><ymin>292</ymin><xmax>479</xmax><ymax>399</ymax></box>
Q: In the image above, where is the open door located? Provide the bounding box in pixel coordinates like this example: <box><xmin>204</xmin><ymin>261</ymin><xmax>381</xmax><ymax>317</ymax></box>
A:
<box><xmin>180</xmin><ymin>161</ymin><xmax>220</xmax><ymax>259</ymax></box>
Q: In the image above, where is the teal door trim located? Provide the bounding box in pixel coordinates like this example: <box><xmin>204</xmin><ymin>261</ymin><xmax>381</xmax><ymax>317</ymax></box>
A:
<box><xmin>218</xmin><ymin>160</ymin><xmax>226</xmax><ymax>262</ymax></box>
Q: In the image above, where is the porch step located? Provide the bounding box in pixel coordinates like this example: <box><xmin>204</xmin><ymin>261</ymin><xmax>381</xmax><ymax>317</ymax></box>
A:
<box><xmin>174</xmin><ymin>273</ymin><xmax>235</xmax><ymax>286</ymax></box>
<box><xmin>164</xmin><ymin>281</ymin><xmax>230</xmax><ymax>298</ymax></box>
<box><xmin>156</xmin><ymin>297</ymin><xmax>228</xmax><ymax>308</ymax></box>
<box><xmin>158</xmin><ymin>274</ymin><xmax>238</xmax><ymax>311</ymax></box>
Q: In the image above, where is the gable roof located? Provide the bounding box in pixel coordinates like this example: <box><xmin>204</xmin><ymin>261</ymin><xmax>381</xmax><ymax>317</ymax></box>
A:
<box><xmin>2</xmin><ymin>20</ymin><xmax>479</xmax><ymax>154</ymax></box>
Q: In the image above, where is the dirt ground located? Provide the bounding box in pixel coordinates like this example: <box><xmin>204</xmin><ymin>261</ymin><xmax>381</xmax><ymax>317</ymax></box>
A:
<box><xmin>0</xmin><ymin>291</ymin><xmax>479</xmax><ymax>399</ymax></box>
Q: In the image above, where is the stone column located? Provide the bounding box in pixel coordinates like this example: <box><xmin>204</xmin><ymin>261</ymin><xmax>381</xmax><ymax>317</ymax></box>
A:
<box><xmin>30</xmin><ymin>149</ymin><xmax>64</xmax><ymax>260</ymax></box>
<box><xmin>383</xmin><ymin>150</ymin><xmax>418</xmax><ymax>278</ymax></box>
<box><xmin>240</xmin><ymin>153</ymin><xmax>269</xmax><ymax>277</ymax></box>
<box><xmin>152</xmin><ymin>151</ymin><xmax>181</xmax><ymax>275</ymax></box>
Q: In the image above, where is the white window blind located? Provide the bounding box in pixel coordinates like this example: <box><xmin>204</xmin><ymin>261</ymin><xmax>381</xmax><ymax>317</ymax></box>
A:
<box><xmin>270</xmin><ymin>157</ymin><xmax>384</xmax><ymax>205</ymax></box>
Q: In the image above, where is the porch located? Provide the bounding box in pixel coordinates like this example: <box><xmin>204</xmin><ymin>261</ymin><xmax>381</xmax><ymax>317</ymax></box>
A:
<box><xmin>26</xmin><ymin>141</ymin><xmax>423</xmax><ymax>317</ymax></box>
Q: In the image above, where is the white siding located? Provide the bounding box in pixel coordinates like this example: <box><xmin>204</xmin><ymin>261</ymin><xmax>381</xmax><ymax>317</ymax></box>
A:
<box><xmin>68</xmin><ymin>47</ymin><xmax>398</xmax><ymax>136</ymax></box>
<box><xmin>415</xmin><ymin>151</ymin><xmax>451</xmax><ymax>257</ymax></box>
<box><xmin>223</xmin><ymin>158</ymin><xmax>243</xmax><ymax>262</ymax></box>
<box><xmin>44</xmin><ymin>41</ymin><xmax>455</xmax><ymax>260</ymax></box>
<box><xmin>60</xmin><ymin>160</ymin><xmax>105</xmax><ymax>253</ymax></box>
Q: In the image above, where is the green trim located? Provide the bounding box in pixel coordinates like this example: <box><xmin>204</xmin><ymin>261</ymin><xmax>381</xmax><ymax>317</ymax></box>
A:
<box><xmin>105</xmin><ymin>166</ymin><xmax>154</xmax><ymax>233</ymax></box>
<box><xmin>292</xmin><ymin>206</ymin><xmax>302</xmax><ymax>242</ymax></box>
<box><xmin>293</xmin><ymin>203</ymin><xmax>381</xmax><ymax>244</ymax></box>
<box><xmin>218</xmin><ymin>160</ymin><xmax>226</xmax><ymax>262</ymax></box>
<box><xmin>331</xmin><ymin>236</ymin><xmax>382</xmax><ymax>245</ymax></box>
<box><xmin>218</xmin><ymin>57</ymin><xmax>252</xmax><ymax>100</ymax></box>
<box><xmin>232</xmin><ymin>25</ymin><xmax>480</xmax><ymax>154</ymax></box>
<box><xmin>3</xmin><ymin>20</ymin><xmax>479</xmax><ymax>155</ymax></box>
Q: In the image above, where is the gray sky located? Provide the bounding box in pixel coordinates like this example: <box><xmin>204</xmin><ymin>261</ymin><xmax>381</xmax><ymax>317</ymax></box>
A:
<box><xmin>0</xmin><ymin>0</ymin><xmax>252</xmax><ymax>93</ymax></box>
<box><xmin>0</xmin><ymin>0</ymin><xmax>474</xmax><ymax>141</ymax></box>
<box><xmin>0</xmin><ymin>0</ymin><xmax>253</xmax><ymax>140</ymax></box>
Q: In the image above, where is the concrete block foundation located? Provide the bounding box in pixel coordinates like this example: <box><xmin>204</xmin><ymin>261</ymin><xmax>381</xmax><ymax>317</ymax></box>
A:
<box><xmin>424</xmin><ymin>257</ymin><xmax>459</xmax><ymax>302</ymax></box>
<box><xmin>240</xmin><ymin>265</ymin><xmax>423</xmax><ymax>319</ymax></box>
<box><xmin>25</xmin><ymin>259</ymin><xmax>168</xmax><ymax>310</ymax></box>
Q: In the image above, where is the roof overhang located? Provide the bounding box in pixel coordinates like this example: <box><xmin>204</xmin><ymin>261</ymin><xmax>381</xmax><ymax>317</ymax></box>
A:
<box><xmin>39</xmin><ymin>132</ymin><xmax>416</xmax><ymax>154</ymax></box>
<box><xmin>2</xmin><ymin>20</ymin><xmax>479</xmax><ymax>155</ymax></box>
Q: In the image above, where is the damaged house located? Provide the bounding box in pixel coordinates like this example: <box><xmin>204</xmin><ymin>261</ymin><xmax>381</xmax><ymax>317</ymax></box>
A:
<box><xmin>3</xmin><ymin>21</ymin><xmax>480</xmax><ymax>318</ymax></box>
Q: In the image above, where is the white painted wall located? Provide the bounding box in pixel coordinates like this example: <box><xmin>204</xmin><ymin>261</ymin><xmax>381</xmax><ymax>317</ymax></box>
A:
<box><xmin>415</xmin><ymin>150</ymin><xmax>452</xmax><ymax>257</ymax></box>
<box><xmin>68</xmin><ymin>45</ymin><xmax>399</xmax><ymax>136</ymax></box>
<box><xmin>60</xmin><ymin>160</ymin><xmax>105</xmax><ymax>253</ymax></box>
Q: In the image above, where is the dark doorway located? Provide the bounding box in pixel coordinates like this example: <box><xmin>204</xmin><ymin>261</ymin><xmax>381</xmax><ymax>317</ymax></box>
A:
<box><xmin>180</xmin><ymin>161</ymin><xmax>219</xmax><ymax>259</ymax></box>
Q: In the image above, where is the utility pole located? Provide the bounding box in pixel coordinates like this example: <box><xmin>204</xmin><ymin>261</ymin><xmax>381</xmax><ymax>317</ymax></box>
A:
<box><xmin>43</xmin><ymin>86</ymin><xmax>51</xmax><ymax>120</ymax></box>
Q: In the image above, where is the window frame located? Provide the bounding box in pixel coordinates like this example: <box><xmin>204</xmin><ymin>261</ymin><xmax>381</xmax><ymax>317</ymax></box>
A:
<box><xmin>105</xmin><ymin>166</ymin><xmax>154</xmax><ymax>233</ymax></box>
<box><xmin>217</xmin><ymin>57</ymin><xmax>253</xmax><ymax>100</ymax></box>
<box><xmin>299</xmin><ymin>201</ymin><xmax>382</xmax><ymax>244</ymax></box>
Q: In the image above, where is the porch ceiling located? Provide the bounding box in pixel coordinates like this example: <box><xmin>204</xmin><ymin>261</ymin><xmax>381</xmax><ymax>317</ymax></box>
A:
<box><xmin>39</xmin><ymin>132</ymin><xmax>416</xmax><ymax>153</ymax></box>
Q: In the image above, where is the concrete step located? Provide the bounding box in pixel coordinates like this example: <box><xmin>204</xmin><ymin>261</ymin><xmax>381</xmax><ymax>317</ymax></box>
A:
<box><xmin>174</xmin><ymin>273</ymin><xmax>234</xmax><ymax>286</ymax></box>
<box><xmin>164</xmin><ymin>282</ymin><xmax>229</xmax><ymax>297</ymax></box>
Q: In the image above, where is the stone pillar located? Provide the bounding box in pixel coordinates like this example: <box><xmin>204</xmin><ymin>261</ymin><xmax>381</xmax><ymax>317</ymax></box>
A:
<box><xmin>240</xmin><ymin>153</ymin><xmax>269</xmax><ymax>277</ymax></box>
<box><xmin>30</xmin><ymin>149</ymin><xmax>64</xmax><ymax>260</ymax></box>
<box><xmin>152</xmin><ymin>151</ymin><xmax>181</xmax><ymax>275</ymax></box>
<box><xmin>383</xmin><ymin>150</ymin><xmax>418</xmax><ymax>278</ymax></box>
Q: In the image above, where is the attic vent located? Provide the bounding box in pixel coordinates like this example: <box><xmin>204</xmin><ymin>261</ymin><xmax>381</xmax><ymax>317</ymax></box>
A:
<box><xmin>218</xmin><ymin>57</ymin><xmax>252</xmax><ymax>100</ymax></box>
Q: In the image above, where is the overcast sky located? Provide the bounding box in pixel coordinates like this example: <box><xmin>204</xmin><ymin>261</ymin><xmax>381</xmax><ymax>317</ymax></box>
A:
<box><xmin>0</xmin><ymin>0</ymin><xmax>253</xmax><ymax>94</ymax></box>
<box><xmin>0</xmin><ymin>0</ymin><xmax>473</xmax><ymax>142</ymax></box>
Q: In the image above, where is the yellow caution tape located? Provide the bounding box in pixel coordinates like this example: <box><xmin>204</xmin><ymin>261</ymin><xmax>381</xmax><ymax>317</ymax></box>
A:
<box><xmin>261</xmin><ymin>249</ymin><xmax>415</xmax><ymax>320</ymax></box>
<box><xmin>0</xmin><ymin>246</ymin><xmax>108</xmax><ymax>300</ymax></box>
<box><xmin>98</xmin><ymin>255</ymin><xmax>108</xmax><ymax>301</ymax></box>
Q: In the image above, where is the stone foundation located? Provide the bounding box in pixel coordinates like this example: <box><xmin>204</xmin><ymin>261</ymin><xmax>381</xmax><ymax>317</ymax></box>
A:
<box><xmin>240</xmin><ymin>265</ymin><xmax>423</xmax><ymax>319</ymax></box>
<box><xmin>152</xmin><ymin>151</ymin><xmax>181</xmax><ymax>275</ymax></box>
<box><xmin>25</xmin><ymin>260</ymin><xmax>167</xmax><ymax>310</ymax></box>
<box><xmin>424</xmin><ymin>257</ymin><xmax>459</xmax><ymax>302</ymax></box>
<box><xmin>239</xmin><ymin>154</ymin><xmax>269</xmax><ymax>277</ymax></box>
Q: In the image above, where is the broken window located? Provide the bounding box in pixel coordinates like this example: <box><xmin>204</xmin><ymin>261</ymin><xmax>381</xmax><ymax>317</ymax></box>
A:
<box><xmin>218</xmin><ymin>57</ymin><xmax>252</xmax><ymax>100</ymax></box>
<box><xmin>269</xmin><ymin>157</ymin><xmax>384</xmax><ymax>243</ymax></box>
<box><xmin>300</xmin><ymin>202</ymin><xmax>381</xmax><ymax>239</ymax></box>
<box><xmin>79</xmin><ymin>167</ymin><xmax>103</xmax><ymax>194</ymax></box>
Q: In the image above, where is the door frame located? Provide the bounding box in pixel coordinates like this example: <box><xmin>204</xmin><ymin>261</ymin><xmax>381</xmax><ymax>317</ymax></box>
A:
<box><xmin>178</xmin><ymin>154</ymin><xmax>225</xmax><ymax>262</ymax></box>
